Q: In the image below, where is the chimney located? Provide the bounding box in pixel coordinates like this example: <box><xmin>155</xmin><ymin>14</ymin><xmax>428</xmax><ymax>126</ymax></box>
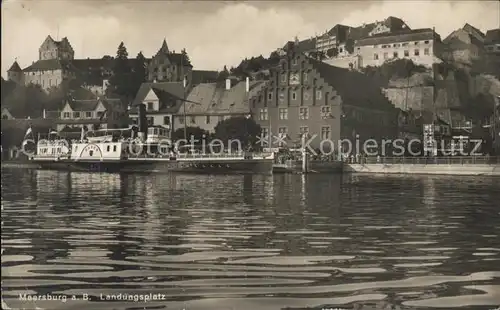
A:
<box><xmin>137</xmin><ymin>103</ymin><xmax>148</xmax><ymax>141</ymax></box>
<box><xmin>225</xmin><ymin>78</ymin><xmax>231</xmax><ymax>90</ymax></box>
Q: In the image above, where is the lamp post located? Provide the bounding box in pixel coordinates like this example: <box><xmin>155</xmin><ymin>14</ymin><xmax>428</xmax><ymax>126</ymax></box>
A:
<box><xmin>181</xmin><ymin>51</ymin><xmax>187</xmax><ymax>141</ymax></box>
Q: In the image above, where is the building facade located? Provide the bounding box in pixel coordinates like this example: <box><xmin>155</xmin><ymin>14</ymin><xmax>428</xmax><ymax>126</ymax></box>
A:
<box><xmin>180</xmin><ymin>80</ymin><xmax>265</xmax><ymax>133</ymax></box>
<box><xmin>249</xmin><ymin>48</ymin><xmax>398</xmax><ymax>151</ymax></box>
<box><xmin>484</xmin><ymin>29</ymin><xmax>500</xmax><ymax>55</ymax></box>
<box><xmin>128</xmin><ymin>82</ymin><xmax>187</xmax><ymax>137</ymax></box>
<box><xmin>46</xmin><ymin>98</ymin><xmax>127</xmax><ymax>132</ymax></box>
<box><xmin>147</xmin><ymin>39</ymin><xmax>193</xmax><ymax>85</ymax></box>
<box><xmin>355</xmin><ymin>28</ymin><xmax>442</xmax><ymax>68</ymax></box>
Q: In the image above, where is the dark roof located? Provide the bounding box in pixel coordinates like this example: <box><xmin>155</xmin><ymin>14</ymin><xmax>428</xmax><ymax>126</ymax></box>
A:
<box><xmin>485</xmin><ymin>29</ymin><xmax>500</xmax><ymax>45</ymax></box>
<box><xmin>462</xmin><ymin>23</ymin><xmax>485</xmax><ymax>41</ymax></box>
<box><xmin>22</xmin><ymin>59</ymin><xmax>77</xmax><ymax>72</ymax></box>
<box><xmin>283</xmin><ymin>38</ymin><xmax>316</xmax><ymax>53</ymax></box>
<box><xmin>130</xmin><ymin>82</ymin><xmax>197</xmax><ymax>113</ymax></box>
<box><xmin>8</xmin><ymin>61</ymin><xmax>22</xmax><ymax>72</ymax></box>
<box><xmin>347</xmin><ymin>16</ymin><xmax>408</xmax><ymax>41</ymax></box>
<box><xmin>355</xmin><ymin>28</ymin><xmax>436</xmax><ymax>46</ymax></box>
<box><xmin>71</xmin><ymin>58</ymin><xmax>151</xmax><ymax>71</ymax></box>
<box><xmin>307</xmin><ymin>57</ymin><xmax>394</xmax><ymax>111</ymax></box>
<box><xmin>66</xmin><ymin>98</ymin><xmax>122</xmax><ymax>111</ymax></box>
<box><xmin>192</xmin><ymin>70</ymin><xmax>218</xmax><ymax>85</ymax></box>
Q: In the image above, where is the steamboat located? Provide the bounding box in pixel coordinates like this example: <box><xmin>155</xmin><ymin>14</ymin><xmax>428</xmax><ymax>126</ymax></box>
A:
<box><xmin>29</xmin><ymin>105</ymin><xmax>274</xmax><ymax>174</ymax></box>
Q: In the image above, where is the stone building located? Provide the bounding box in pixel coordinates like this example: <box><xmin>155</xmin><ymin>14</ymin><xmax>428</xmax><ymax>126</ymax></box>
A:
<box><xmin>250</xmin><ymin>47</ymin><xmax>398</xmax><ymax>151</ymax></box>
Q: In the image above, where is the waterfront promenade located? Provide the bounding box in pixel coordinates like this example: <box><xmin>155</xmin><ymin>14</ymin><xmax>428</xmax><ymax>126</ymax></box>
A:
<box><xmin>344</xmin><ymin>156</ymin><xmax>500</xmax><ymax>176</ymax></box>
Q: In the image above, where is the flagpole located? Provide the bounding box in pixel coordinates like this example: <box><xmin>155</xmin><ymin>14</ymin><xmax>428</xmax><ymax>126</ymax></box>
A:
<box><xmin>181</xmin><ymin>52</ymin><xmax>187</xmax><ymax>141</ymax></box>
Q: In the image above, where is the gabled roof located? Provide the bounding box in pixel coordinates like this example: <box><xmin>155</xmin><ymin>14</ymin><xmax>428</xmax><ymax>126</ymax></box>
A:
<box><xmin>65</xmin><ymin>98</ymin><xmax>122</xmax><ymax>111</ymax></box>
<box><xmin>485</xmin><ymin>29</ymin><xmax>500</xmax><ymax>45</ymax></box>
<box><xmin>8</xmin><ymin>61</ymin><xmax>22</xmax><ymax>72</ymax></box>
<box><xmin>130</xmin><ymin>82</ymin><xmax>198</xmax><ymax>113</ymax></box>
<box><xmin>183</xmin><ymin>80</ymin><xmax>266</xmax><ymax>115</ymax></box>
<box><xmin>22</xmin><ymin>59</ymin><xmax>77</xmax><ymax>72</ymax></box>
<box><xmin>307</xmin><ymin>57</ymin><xmax>394</xmax><ymax>111</ymax></box>
<box><xmin>462</xmin><ymin>23</ymin><xmax>485</xmax><ymax>42</ymax></box>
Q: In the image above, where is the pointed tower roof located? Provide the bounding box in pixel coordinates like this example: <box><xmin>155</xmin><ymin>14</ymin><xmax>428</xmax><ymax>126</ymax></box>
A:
<box><xmin>159</xmin><ymin>38</ymin><xmax>169</xmax><ymax>54</ymax></box>
<box><xmin>8</xmin><ymin>61</ymin><xmax>22</xmax><ymax>72</ymax></box>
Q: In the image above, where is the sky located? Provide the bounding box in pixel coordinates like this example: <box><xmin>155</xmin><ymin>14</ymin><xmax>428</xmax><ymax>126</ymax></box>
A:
<box><xmin>1</xmin><ymin>0</ymin><xmax>499</xmax><ymax>77</ymax></box>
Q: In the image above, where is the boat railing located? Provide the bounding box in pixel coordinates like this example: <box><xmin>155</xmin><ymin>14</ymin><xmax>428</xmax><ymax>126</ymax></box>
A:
<box><xmin>352</xmin><ymin>156</ymin><xmax>500</xmax><ymax>165</ymax></box>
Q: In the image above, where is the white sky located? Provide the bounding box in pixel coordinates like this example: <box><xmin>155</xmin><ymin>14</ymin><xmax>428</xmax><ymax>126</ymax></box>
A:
<box><xmin>1</xmin><ymin>0</ymin><xmax>499</xmax><ymax>77</ymax></box>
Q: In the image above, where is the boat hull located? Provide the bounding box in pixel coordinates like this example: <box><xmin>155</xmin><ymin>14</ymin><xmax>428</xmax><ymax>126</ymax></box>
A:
<box><xmin>31</xmin><ymin>158</ymin><xmax>273</xmax><ymax>175</ymax></box>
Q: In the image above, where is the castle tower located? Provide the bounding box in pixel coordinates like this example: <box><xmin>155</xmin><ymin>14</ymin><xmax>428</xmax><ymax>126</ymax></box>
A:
<box><xmin>7</xmin><ymin>60</ymin><xmax>23</xmax><ymax>84</ymax></box>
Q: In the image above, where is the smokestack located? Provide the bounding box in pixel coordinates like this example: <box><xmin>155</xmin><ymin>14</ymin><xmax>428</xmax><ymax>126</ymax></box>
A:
<box><xmin>245</xmin><ymin>77</ymin><xmax>250</xmax><ymax>93</ymax></box>
<box><xmin>225</xmin><ymin>78</ymin><xmax>231</xmax><ymax>90</ymax></box>
<box><xmin>137</xmin><ymin>103</ymin><xmax>148</xmax><ymax>141</ymax></box>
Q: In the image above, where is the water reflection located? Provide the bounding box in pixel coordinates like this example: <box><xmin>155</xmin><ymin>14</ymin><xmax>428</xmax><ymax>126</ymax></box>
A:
<box><xmin>2</xmin><ymin>169</ymin><xmax>500</xmax><ymax>310</ymax></box>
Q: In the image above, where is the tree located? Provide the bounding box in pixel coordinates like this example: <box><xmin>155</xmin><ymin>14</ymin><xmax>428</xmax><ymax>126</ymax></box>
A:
<box><xmin>214</xmin><ymin>117</ymin><xmax>261</xmax><ymax>150</ymax></box>
<box><xmin>130</xmin><ymin>51</ymin><xmax>147</xmax><ymax>98</ymax></box>
<box><xmin>107</xmin><ymin>42</ymin><xmax>132</xmax><ymax>100</ymax></box>
<box><xmin>171</xmin><ymin>126</ymin><xmax>209</xmax><ymax>142</ymax></box>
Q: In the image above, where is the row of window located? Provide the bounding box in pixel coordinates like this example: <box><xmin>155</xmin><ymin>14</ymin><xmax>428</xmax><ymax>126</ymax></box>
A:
<box><xmin>373</xmin><ymin>48</ymin><xmax>430</xmax><ymax>60</ymax></box>
<box><xmin>259</xmin><ymin>106</ymin><xmax>332</xmax><ymax>121</ymax></box>
<box><xmin>266</xmin><ymin>90</ymin><xmax>323</xmax><ymax>101</ymax></box>
<box><xmin>261</xmin><ymin>126</ymin><xmax>331</xmax><ymax>140</ymax></box>
<box><xmin>62</xmin><ymin>111</ymin><xmax>104</xmax><ymax>119</ymax></box>
<box><xmin>379</xmin><ymin>40</ymin><xmax>430</xmax><ymax>48</ymax></box>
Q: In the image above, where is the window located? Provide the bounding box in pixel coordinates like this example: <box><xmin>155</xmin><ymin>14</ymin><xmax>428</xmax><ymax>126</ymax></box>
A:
<box><xmin>73</xmin><ymin>112</ymin><xmax>80</xmax><ymax>118</ymax></box>
<box><xmin>279</xmin><ymin>92</ymin><xmax>285</xmax><ymax>102</ymax></box>
<box><xmin>190</xmin><ymin>116</ymin><xmax>196</xmax><ymax>124</ymax></box>
<box><xmin>147</xmin><ymin>117</ymin><xmax>154</xmax><ymax>126</ymax></box>
<box><xmin>268</xmin><ymin>92</ymin><xmax>273</xmax><ymax>100</ymax></box>
<box><xmin>260</xmin><ymin>127</ymin><xmax>270</xmax><ymax>140</ymax></box>
<box><xmin>107</xmin><ymin>146</ymin><xmax>110</xmax><ymax>152</ymax></box>
<box><xmin>316</xmin><ymin>90</ymin><xmax>322</xmax><ymax>100</ymax></box>
<box><xmin>404</xmin><ymin>50</ymin><xmax>409</xmax><ymax>57</ymax></box>
<box><xmin>291</xmin><ymin>92</ymin><xmax>297</xmax><ymax>100</ymax></box>
<box><xmin>303</xmin><ymin>72</ymin><xmax>308</xmax><ymax>82</ymax></box>
<box><xmin>321</xmin><ymin>126</ymin><xmax>331</xmax><ymax>140</ymax></box>
<box><xmin>424</xmin><ymin>40</ymin><xmax>429</xmax><ymax>44</ymax></box>
<box><xmin>374</xmin><ymin>53</ymin><xmax>379</xmax><ymax>60</ymax></box>
<box><xmin>279</xmin><ymin>108</ymin><xmax>288</xmax><ymax>120</ymax></box>
<box><xmin>281</xmin><ymin>74</ymin><xmax>287</xmax><ymax>83</ymax></box>
<box><xmin>321</xmin><ymin>106</ymin><xmax>331</xmax><ymax>119</ymax></box>
<box><xmin>85</xmin><ymin>112</ymin><xmax>92</xmax><ymax>118</ymax></box>
<box><xmin>147</xmin><ymin>102</ymin><xmax>154</xmax><ymax>110</ymax></box>
<box><xmin>205</xmin><ymin>115</ymin><xmax>210</xmax><ymax>124</ymax></box>
<box><xmin>113</xmin><ymin>145</ymin><xmax>117</xmax><ymax>152</ymax></box>
<box><xmin>424</xmin><ymin>48</ymin><xmax>430</xmax><ymax>55</ymax></box>
<box><xmin>414</xmin><ymin>49</ymin><xmax>420</xmax><ymax>56</ymax></box>
<box><xmin>383</xmin><ymin>52</ymin><xmax>388</xmax><ymax>59</ymax></box>
<box><xmin>299</xmin><ymin>107</ymin><xmax>309</xmax><ymax>120</ymax></box>
<box><xmin>178</xmin><ymin>117</ymin><xmax>184</xmax><ymax>124</ymax></box>
<box><xmin>393</xmin><ymin>52</ymin><xmax>398</xmax><ymax>58</ymax></box>
<box><xmin>164</xmin><ymin>116</ymin><xmax>170</xmax><ymax>125</ymax></box>
<box><xmin>259</xmin><ymin>108</ymin><xmax>268</xmax><ymax>121</ymax></box>
<box><xmin>63</xmin><ymin>112</ymin><xmax>71</xmax><ymax>118</ymax></box>
<box><xmin>292</xmin><ymin>58</ymin><xmax>297</xmax><ymax>65</ymax></box>
<box><xmin>299</xmin><ymin>126</ymin><xmax>309</xmax><ymax>135</ymax></box>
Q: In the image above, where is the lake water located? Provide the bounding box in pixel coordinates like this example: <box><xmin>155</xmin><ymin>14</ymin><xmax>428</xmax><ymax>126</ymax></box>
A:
<box><xmin>1</xmin><ymin>168</ymin><xmax>500</xmax><ymax>310</ymax></box>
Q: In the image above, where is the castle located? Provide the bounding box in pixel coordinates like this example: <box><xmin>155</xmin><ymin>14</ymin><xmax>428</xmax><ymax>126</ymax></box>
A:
<box><xmin>7</xmin><ymin>35</ymin><xmax>197</xmax><ymax>95</ymax></box>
